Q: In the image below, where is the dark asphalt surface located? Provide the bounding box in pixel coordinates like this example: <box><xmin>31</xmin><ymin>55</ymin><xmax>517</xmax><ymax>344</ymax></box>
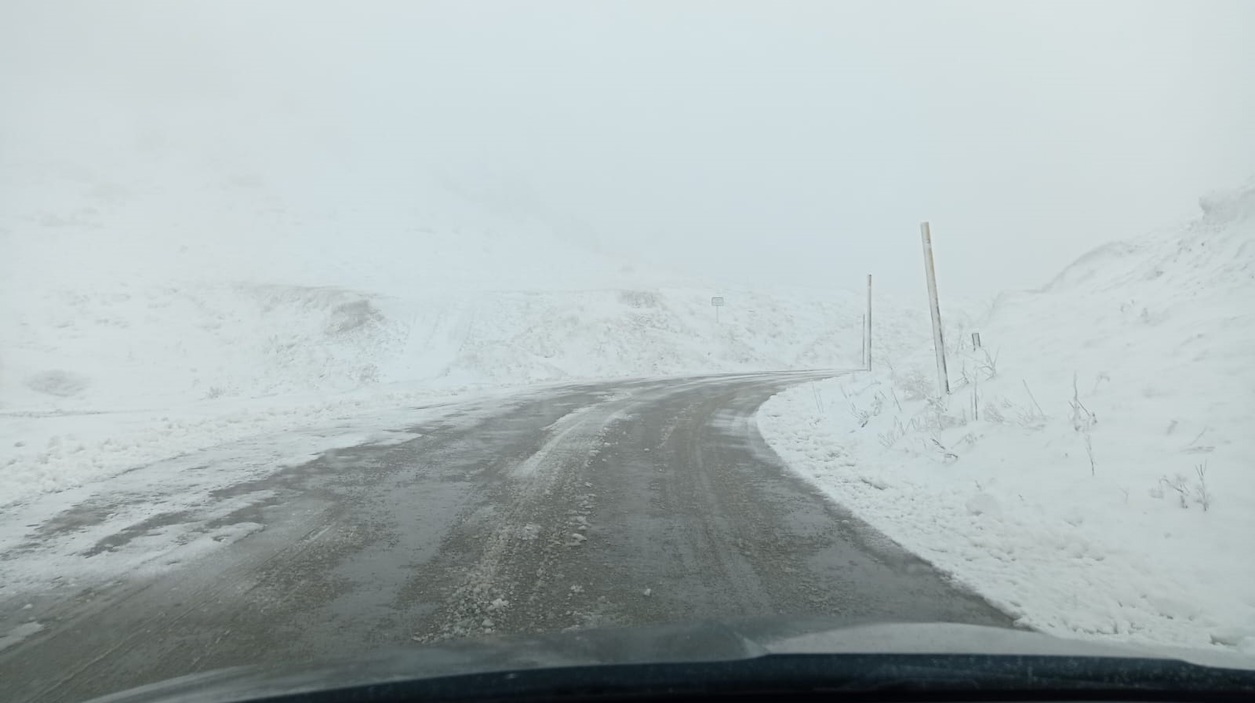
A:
<box><xmin>0</xmin><ymin>373</ymin><xmax>1011</xmax><ymax>702</ymax></box>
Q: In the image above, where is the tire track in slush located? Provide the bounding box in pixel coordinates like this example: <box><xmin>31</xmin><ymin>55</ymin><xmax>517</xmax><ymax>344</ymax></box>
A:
<box><xmin>412</xmin><ymin>399</ymin><xmax>631</xmax><ymax>642</ymax></box>
<box><xmin>422</xmin><ymin>372</ymin><xmax>1013</xmax><ymax>637</ymax></box>
<box><xmin>408</xmin><ymin>374</ymin><xmax>840</xmax><ymax>642</ymax></box>
<box><xmin>1</xmin><ymin>387</ymin><xmax>608</xmax><ymax>703</ymax></box>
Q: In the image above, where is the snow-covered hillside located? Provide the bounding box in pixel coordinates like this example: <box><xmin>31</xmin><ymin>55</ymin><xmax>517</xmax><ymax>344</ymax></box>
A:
<box><xmin>759</xmin><ymin>183</ymin><xmax>1255</xmax><ymax>654</ymax></box>
<box><xmin>0</xmin><ymin>157</ymin><xmax>595</xmax><ymax>409</ymax></box>
<box><xmin>1</xmin><ymin>157</ymin><xmax>917</xmax><ymax>507</ymax></box>
<box><xmin>0</xmin><ymin>280</ymin><xmax>894</xmax><ymax>506</ymax></box>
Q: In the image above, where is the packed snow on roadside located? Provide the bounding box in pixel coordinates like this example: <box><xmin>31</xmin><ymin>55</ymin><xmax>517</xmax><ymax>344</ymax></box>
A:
<box><xmin>758</xmin><ymin>184</ymin><xmax>1255</xmax><ymax>655</ymax></box>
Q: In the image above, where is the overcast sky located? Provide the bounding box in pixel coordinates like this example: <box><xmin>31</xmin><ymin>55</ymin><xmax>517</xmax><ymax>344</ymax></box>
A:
<box><xmin>3</xmin><ymin>0</ymin><xmax>1253</xmax><ymax>297</ymax></box>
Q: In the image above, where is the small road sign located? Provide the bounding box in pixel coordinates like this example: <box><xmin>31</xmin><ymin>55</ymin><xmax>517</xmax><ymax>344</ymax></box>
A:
<box><xmin>711</xmin><ymin>296</ymin><xmax>725</xmax><ymax>323</ymax></box>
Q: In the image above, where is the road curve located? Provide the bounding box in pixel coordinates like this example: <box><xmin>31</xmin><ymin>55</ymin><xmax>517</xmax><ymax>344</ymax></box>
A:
<box><xmin>1</xmin><ymin>373</ymin><xmax>1011</xmax><ymax>702</ymax></box>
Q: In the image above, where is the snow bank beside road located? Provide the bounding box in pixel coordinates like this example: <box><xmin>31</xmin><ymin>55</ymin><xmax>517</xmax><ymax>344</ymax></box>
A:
<box><xmin>759</xmin><ymin>184</ymin><xmax>1255</xmax><ymax>655</ymax></box>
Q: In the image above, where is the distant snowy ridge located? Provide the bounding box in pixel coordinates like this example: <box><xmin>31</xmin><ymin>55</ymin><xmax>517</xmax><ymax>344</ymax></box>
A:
<box><xmin>0</xmin><ymin>153</ymin><xmax>671</xmax><ymax>412</ymax></box>
<box><xmin>1039</xmin><ymin>182</ymin><xmax>1254</xmax><ymax>297</ymax></box>
<box><xmin>758</xmin><ymin>183</ymin><xmax>1255</xmax><ymax>655</ymax></box>
<box><xmin>3</xmin><ymin>283</ymin><xmax>887</xmax><ymax>413</ymax></box>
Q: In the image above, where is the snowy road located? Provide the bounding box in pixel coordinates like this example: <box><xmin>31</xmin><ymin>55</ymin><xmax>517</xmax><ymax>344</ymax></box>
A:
<box><xmin>1</xmin><ymin>373</ymin><xmax>1010</xmax><ymax>702</ymax></box>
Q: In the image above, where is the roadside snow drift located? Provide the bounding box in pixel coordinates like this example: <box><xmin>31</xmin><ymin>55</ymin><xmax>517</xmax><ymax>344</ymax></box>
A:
<box><xmin>758</xmin><ymin>184</ymin><xmax>1255</xmax><ymax>654</ymax></box>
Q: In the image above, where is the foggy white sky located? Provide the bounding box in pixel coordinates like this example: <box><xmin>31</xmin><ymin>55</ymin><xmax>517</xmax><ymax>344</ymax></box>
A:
<box><xmin>3</xmin><ymin>0</ymin><xmax>1253</xmax><ymax>297</ymax></box>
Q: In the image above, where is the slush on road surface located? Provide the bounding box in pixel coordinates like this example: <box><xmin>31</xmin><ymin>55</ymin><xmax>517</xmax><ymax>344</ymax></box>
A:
<box><xmin>0</xmin><ymin>373</ymin><xmax>1010</xmax><ymax>702</ymax></box>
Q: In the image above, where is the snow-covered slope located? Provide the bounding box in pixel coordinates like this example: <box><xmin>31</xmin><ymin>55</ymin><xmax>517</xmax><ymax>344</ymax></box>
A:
<box><xmin>0</xmin><ymin>281</ymin><xmax>886</xmax><ymax>509</ymax></box>
<box><xmin>758</xmin><ymin>183</ymin><xmax>1255</xmax><ymax>654</ymax></box>
<box><xmin>0</xmin><ymin>153</ymin><xmax>649</xmax><ymax>412</ymax></box>
<box><xmin>1</xmin><ymin>156</ymin><xmax>911</xmax><ymax>507</ymax></box>
<box><xmin>3</xmin><ymin>282</ymin><xmax>879</xmax><ymax>413</ymax></box>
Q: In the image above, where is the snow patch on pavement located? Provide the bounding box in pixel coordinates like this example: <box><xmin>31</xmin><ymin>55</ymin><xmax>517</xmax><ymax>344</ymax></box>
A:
<box><xmin>0</xmin><ymin>400</ymin><xmax>481</xmax><ymax>598</ymax></box>
<box><xmin>0</xmin><ymin>621</ymin><xmax>44</xmax><ymax>653</ymax></box>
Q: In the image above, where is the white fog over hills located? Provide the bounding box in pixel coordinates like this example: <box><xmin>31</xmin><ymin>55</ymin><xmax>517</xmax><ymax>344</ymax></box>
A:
<box><xmin>0</xmin><ymin>149</ymin><xmax>909</xmax><ymax>413</ymax></box>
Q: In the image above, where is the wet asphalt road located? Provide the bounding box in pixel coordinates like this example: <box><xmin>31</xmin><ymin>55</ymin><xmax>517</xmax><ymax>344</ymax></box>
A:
<box><xmin>1</xmin><ymin>373</ymin><xmax>1011</xmax><ymax>702</ymax></box>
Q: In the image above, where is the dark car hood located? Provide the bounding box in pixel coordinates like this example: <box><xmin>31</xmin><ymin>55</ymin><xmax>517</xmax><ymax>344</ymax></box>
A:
<box><xmin>88</xmin><ymin>618</ymin><xmax>1255</xmax><ymax>703</ymax></box>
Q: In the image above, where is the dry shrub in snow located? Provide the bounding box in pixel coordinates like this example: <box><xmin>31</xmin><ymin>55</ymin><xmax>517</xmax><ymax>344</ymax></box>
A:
<box><xmin>978</xmin><ymin>348</ymin><xmax>1000</xmax><ymax>380</ymax></box>
<box><xmin>897</xmin><ymin>368</ymin><xmax>933</xmax><ymax>402</ymax></box>
<box><xmin>1069</xmin><ymin>373</ymin><xmax>1098</xmax><ymax>475</ymax></box>
<box><xmin>1194</xmin><ymin>461</ymin><xmax>1212</xmax><ymax>511</ymax></box>
<box><xmin>1016</xmin><ymin>381</ymin><xmax>1048</xmax><ymax>429</ymax></box>
<box><xmin>24</xmin><ymin>369</ymin><xmax>90</xmax><ymax>397</ymax></box>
